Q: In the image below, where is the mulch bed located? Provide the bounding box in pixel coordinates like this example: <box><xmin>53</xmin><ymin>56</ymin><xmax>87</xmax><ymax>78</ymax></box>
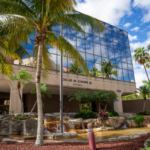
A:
<box><xmin>0</xmin><ymin>134</ymin><xmax>149</xmax><ymax>150</ymax></box>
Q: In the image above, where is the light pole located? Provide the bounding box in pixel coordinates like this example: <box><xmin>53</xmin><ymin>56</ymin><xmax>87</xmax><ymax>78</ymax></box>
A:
<box><xmin>60</xmin><ymin>24</ymin><xmax>63</xmax><ymax>133</ymax></box>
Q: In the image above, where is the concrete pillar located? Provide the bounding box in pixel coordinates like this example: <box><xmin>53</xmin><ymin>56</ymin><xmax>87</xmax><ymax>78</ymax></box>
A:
<box><xmin>113</xmin><ymin>92</ymin><xmax>123</xmax><ymax>113</ymax></box>
<box><xmin>9</xmin><ymin>85</ymin><xmax>23</xmax><ymax>114</ymax></box>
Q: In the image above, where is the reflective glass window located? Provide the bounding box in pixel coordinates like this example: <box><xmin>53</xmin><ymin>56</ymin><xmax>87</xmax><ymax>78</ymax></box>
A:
<box><xmin>114</xmin><ymin>50</ymin><xmax>121</xmax><ymax>61</ymax></box>
<box><xmin>86</xmin><ymin>41</ymin><xmax>93</xmax><ymax>54</ymax></box>
<box><xmin>113</xmin><ymin>43</ymin><xmax>120</xmax><ymax>50</ymax></box>
<box><xmin>108</xmin><ymin>48</ymin><xmax>115</xmax><ymax>59</ymax></box>
<box><xmin>79</xmin><ymin>52</ymin><xmax>85</xmax><ymax>60</ymax></box>
<box><xmin>128</xmin><ymin>64</ymin><xmax>133</xmax><ymax>71</ymax></box>
<box><xmin>87</xmin><ymin>62</ymin><xmax>95</xmax><ymax>71</ymax></box>
<box><xmin>51</xmin><ymin>24</ymin><xmax>61</xmax><ymax>33</ymax></box>
<box><xmin>100</xmin><ymin>31</ymin><xmax>106</xmax><ymax>39</ymax></box>
<box><xmin>120</xmin><ymin>52</ymin><xmax>127</xmax><ymax>63</ymax></box>
<box><xmin>94</xmin><ymin>56</ymin><xmax>101</xmax><ymax>64</ymax></box>
<box><xmin>63</xmin><ymin>57</ymin><xmax>68</xmax><ymax>72</ymax></box>
<box><xmin>117</xmin><ymin>28</ymin><xmax>123</xmax><ymax>35</ymax></box>
<box><xmin>47</xmin><ymin>46</ymin><xmax>57</xmax><ymax>54</ymax></box>
<box><xmin>124</xmin><ymin>37</ymin><xmax>129</xmax><ymax>47</ymax></box>
<box><xmin>117</xmin><ymin>69</ymin><xmax>124</xmax><ymax>81</ymax></box>
<box><xmin>112</xmin><ymin>32</ymin><xmax>119</xmax><ymax>43</ymax></box>
<box><xmin>50</xmin><ymin>54</ymin><xmax>57</xmax><ymax>70</ymax></box>
<box><xmin>120</xmin><ymin>45</ymin><xmax>125</xmax><ymax>51</ymax></box>
<box><xmin>116</xmin><ymin>61</ymin><xmax>122</xmax><ymax>69</ymax></box>
<box><xmin>101</xmin><ymin>45</ymin><xmax>108</xmax><ymax>57</ymax></box>
<box><xmin>77</xmin><ymin>32</ymin><xmax>84</xmax><ymax>39</ymax></box>
<box><xmin>62</xmin><ymin>26</ymin><xmax>67</xmax><ymax>34</ymax></box>
<box><xmin>126</xmin><ymin>47</ymin><xmax>130</xmax><ymax>53</ymax></box>
<box><xmin>85</xmin><ymin>33</ymin><xmax>92</xmax><ymax>41</ymax></box>
<box><xmin>126</xmin><ymin>53</ymin><xmax>132</xmax><ymax>64</ymax></box>
<box><xmin>67</xmin><ymin>35</ymin><xmax>76</xmax><ymax>48</ymax></box>
<box><xmin>102</xmin><ymin>57</ymin><xmax>109</xmax><ymax>62</ymax></box>
<box><xmin>123</xmin><ymin>70</ymin><xmax>129</xmax><ymax>81</ymax></box>
<box><xmin>110</xmin><ymin>59</ymin><xmax>116</xmax><ymax>66</ymax></box>
<box><xmin>93</xmin><ymin>43</ymin><xmax>101</xmax><ymax>56</ymax></box>
<box><xmin>118</xmin><ymin>35</ymin><xmax>124</xmax><ymax>45</ymax></box>
<box><xmin>86</xmin><ymin>54</ymin><xmax>94</xmax><ymax>62</ymax></box>
<box><xmin>111</xmin><ymin>68</ymin><xmax>118</xmax><ymax>80</ymax></box>
<box><xmin>68</xmin><ymin>58</ymin><xmax>76</xmax><ymax>73</ymax></box>
<box><xmin>56</xmin><ymin>55</ymin><xmax>60</xmax><ymax>71</ymax></box>
<box><xmin>112</xmin><ymin>26</ymin><xmax>117</xmax><ymax>33</ymax></box>
<box><xmin>122</xmin><ymin>63</ymin><xmax>128</xmax><ymax>70</ymax></box>
<box><xmin>67</xmin><ymin>28</ymin><xmax>76</xmax><ymax>36</ymax></box>
<box><xmin>95</xmin><ymin>63</ymin><xmax>103</xmax><ymax>77</ymax></box>
<box><xmin>100</xmin><ymin>38</ymin><xmax>107</xmax><ymax>46</ymax></box>
<box><xmin>77</xmin><ymin>38</ymin><xmax>86</xmax><ymax>52</ymax></box>
<box><xmin>104</xmin><ymin>23</ymin><xmax>112</xmax><ymax>31</ymax></box>
<box><xmin>123</xmin><ymin>31</ymin><xmax>128</xmax><ymax>37</ymax></box>
<box><xmin>85</xmin><ymin>25</ymin><xmax>92</xmax><ymax>34</ymax></box>
<box><xmin>93</xmin><ymin>31</ymin><xmax>100</xmax><ymax>37</ymax></box>
<box><xmin>107</xmin><ymin>40</ymin><xmax>113</xmax><ymax>48</ymax></box>
<box><xmin>63</xmin><ymin>34</ymin><xmax>67</xmax><ymax>39</ymax></box>
<box><xmin>93</xmin><ymin>35</ymin><xmax>100</xmax><ymax>44</ymax></box>
<box><xmin>106</xmin><ymin>30</ymin><xmax>112</xmax><ymax>40</ymax></box>
<box><xmin>129</xmin><ymin>71</ymin><xmax>135</xmax><ymax>82</ymax></box>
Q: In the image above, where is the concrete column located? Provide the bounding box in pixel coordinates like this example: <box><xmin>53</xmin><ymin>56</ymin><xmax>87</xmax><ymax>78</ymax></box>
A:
<box><xmin>113</xmin><ymin>92</ymin><xmax>123</xmax><ymax>113</ymax></box>
<box><xmin>9</xmin><ymin>86</ymin><xmax>23</xmax><ymax>114</ymax></box>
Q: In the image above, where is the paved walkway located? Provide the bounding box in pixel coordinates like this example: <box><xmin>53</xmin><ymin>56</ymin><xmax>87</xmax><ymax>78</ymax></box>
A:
<box><xmin>0</xmin><ymin>135</ymin><xmax>149</xmax><ymax>150</ymax></box>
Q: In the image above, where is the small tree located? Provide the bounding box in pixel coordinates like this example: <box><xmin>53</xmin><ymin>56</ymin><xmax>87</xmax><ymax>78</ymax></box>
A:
<box><xmin>68</xmin><ymin>90</ymin><xmax>87</xmax><ymax>111</ymax></box>
<box><xmin>30</xmin><ymin>82</ymin><xmax>51</xmax><ymax>114</ymax></box>
<box><xmin>136</xmin><ymin>85</ymin><xmax>150</xmax><ymax>111</ymax></box>
<box><xmin>10</xmin><ymin>69</ymin><xmax>33</xmax><ymax>116</ymax></box>
<box><xmin>93</xmin><ymin>91</ymin><xmax>106</xmax><ymax>112</ymax></box>
<box><xmin>104</xmin><ymin>91</ymin><xmax>118</xmax><ymax>111</ymax></box>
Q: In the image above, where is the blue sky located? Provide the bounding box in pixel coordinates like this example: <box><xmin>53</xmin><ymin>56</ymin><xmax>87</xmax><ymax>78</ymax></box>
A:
<box><xmin>75</xmin><ymin>0</ymin><xmax>150</xmax><ymax>88</ymax></box>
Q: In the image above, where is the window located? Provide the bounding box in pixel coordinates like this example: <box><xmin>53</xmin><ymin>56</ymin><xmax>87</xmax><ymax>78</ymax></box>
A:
<box><xmin>67</xmin><ymin>35</ymin><xmax>76</xmax><ymax>48</ymax></box>
<box><xmin>86</xmin><ymin>41</ymin><xmax>93</xmax><ymax>54</ymax></box>
<box><xmin>77</xmin><ymin>38</ymin><xmax>86</xmax><ymax>52</ymax></box>
<box><xmin>86</xmin><ymin>54</ymin><xmax>94</xmax><ymax>62</ymax></box>
<box><xmin>101</xmin><ymin>45</ymin><xmax>108</xmax><ymax>58</ymax></box>
<box><xmin>93</xmin><ymin>43</ymin><xmax>101</xmax><ymax>56</ymax></box>
<box><xmin>93</xmin><ymin>35</ymin><xmax>100</xmax><ymax>44</ymax></box>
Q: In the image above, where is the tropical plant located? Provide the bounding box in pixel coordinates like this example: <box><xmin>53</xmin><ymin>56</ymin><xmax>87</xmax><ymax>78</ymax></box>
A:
<box><xmin>122</xmin><ymin>93</ymin><xmax>142</xmax><ymax>100</ymax></box>
<box><xmin>74</xmin><ymin>109</ymin><xmax>97</xmax><ymax>119</ymax></box>
<box><xmin>138</xmin><ymin>111</ymin><xmax>150</xmax><ymax>116</ymax></box>
<box><xmin>92</xmin><ymin>91</ymin><xmax>106</xmax><ymax>112</ymax></box>
<box><xmin>0</xmin><ymin>0</ymin><xmax>104</xmax><ymax>145</ymax></box>
<box><xmin>11</xmin><ymin>115</ymin><xmax>28</xmax><ymax>120</ymax></box>
<box><xmin>10</xmin><ymin>69</ymin><xmax>33</xmax><ymax>116</ymax></box>
<box><xmin>69</xmin><ymin>61</ymin><xmax>83</xmax><ymax>74</ymax></box>
<box><xmin>128</xmin><ymin>115</ymin><xmax>145</xmax><ymax>127</ymax></box>
<box><xmin>97</xmin><ymin>110</ymin><xmax>109</xmax><ymax>127</ymax></box>
<box><xmin>133</xmin><ymin>47</ymin><xmax>150</xmax><ymax>83</ymax></box>
<box><xmin>30</xmin><ymin>82</ymin><xmax>51</xmax><ymax>115</ymax></box>
<box><xmin>104</xmin><ymin>91</ymin><xmax>118</xmax><ymax>111</ymax></box>
<box><xmin>143</xmin><ymin>80</ymin><xmax>150</xmax><ymax>90</ymax></box>
<box><xmin>90</xmin><ymin>67</ymin><xmax>99</xmax><ymax>77</ymax></box>
<box><xmin>98</xmin><ymin>60</ymin><xmax>118</xmax><ymax>79</ymax></box>
<box><xmin>68</xmin><ymin>90</ymin><xmax>87</xmax><ymax>111</ymax></box>
<box><xmin>136</xmin><ymin>85</ymin><xmax>150</xmax><ymax>111</ymax></box>
<box><xmin>108</xmin><ymin>110</ymin><xmax>119</xmax><ymax>117</ymax></box>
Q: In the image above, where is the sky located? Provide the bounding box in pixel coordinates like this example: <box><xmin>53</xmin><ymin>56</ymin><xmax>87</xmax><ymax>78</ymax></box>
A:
<box><xmin>75</xmin><ymin>0</ymin><xmax>150</xmax><ymax>88</ymax></box>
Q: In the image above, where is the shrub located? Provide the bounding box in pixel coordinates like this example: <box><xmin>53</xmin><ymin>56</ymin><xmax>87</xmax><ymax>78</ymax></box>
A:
<box><xmin>11</xmin><ymin>116</ymin><xmax>28</xmax><ymax>120</ymax></box>
<box><xmin>138</xmin><ymin>111</ymin><xmax>150</xmax><ymax>116</ymax></box>
<box><xmin>108</xmin><ymin>110</ymin><xmax>119</xmax><ymax>117</ymax></box>
<box><xmin>74</xmin><ymin>110</ymin><xmax>97</xmax><ymax>119</ymax></box>
<box><xmin>128</xmin><ymin>115</ymin><xmax>145</xmax><ymax>127</ymax></box>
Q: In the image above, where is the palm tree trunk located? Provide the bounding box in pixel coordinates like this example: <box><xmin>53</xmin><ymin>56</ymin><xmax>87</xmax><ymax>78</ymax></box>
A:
<box><xmin>35</xmin><ymin>40</ymin><xmax>44</xmax><ymax>146</ymax></box>
<box><xmin>29</xmin><ymin>100</ymin><xmax>37</xmax><ymax>117</ymax></box>
<box><xmin>144</xmin><ymin>65</ymin><xmax>150</xmax><ymax>83</ymax></box>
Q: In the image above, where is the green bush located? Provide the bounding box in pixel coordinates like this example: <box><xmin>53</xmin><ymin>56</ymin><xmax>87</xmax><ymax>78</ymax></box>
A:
<box><xmin>108</xmin><ymin>110</ymin><xmax>119</xmax><ymax>117</ymax></box>
<box><xmin>11</xmin><ymin>116</ymin><xmax>28</xmax><ymax>120</ymax></box>
<box><xmin>74</xmin><ymin>110</ymin><xmax>97</xmax><ymax>119</ymax></box>
<box><xmin>128</xmin><ymin>115</ymin><xmax>145</xmax><ymax>127</ymax></box>
<box><xmin>138</xmin><ymin>111</ymin><xmax>150</xmax><ymax>116</ymax></box>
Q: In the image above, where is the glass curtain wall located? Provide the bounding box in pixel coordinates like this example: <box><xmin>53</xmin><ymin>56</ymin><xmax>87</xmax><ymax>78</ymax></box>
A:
<box><xmin>21</xmin><ymin>21</ymin><xmax>135</xmax><ymax>83</ymax></box>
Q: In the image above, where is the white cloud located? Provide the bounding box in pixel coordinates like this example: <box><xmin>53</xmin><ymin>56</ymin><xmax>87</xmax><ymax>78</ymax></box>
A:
<box><xmin>131</xmin><ymin>27</ymin><xmax>139</xmax><ymax>32</ymax></box>
<box><xmin>124</xmin><ymin>23</ymin><xmax>132</xmax><ymax>28</ymax></box>
<box><xmin>76</xmin><ymin>0</ymin><xmax>132</xmax><ymax>25</ymax></box>
<box><xmin>133</xmin><ymin>0</ymin><xmax>150</xmax><ymax>23</ymax></box>
<box><xmin>128</xmin><ymin>34</ymin><xmax>138</xmax><ymax>41</ymax></box>
<box><xmin>130</xmin><ymin>31</ymin><xmax>150</xmax><ymax>50</ymax></box>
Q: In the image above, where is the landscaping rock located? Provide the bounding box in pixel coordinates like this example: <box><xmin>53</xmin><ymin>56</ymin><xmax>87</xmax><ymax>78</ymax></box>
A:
<box><xmin>0</xmin><ymin>119</ymin><xmax>10</xmax><ymax>135</ymax></box>
<box><xmin>83</xmin><ymin>119</ymin><xmax>97</xmax><ymax>128</ymax></box>
<box><xmin>23</xmin><ymin>119</ymin><xmax>37</xmax><ymax>135</ymax></box>
<box><xmin>108</xmin><ymin>138</ymin><xmax>118</xmax><ymax>141</ymax></box>
<box><xmin>67</xmin><ymin>118</ymin><xmax>83</xmax><ymax>129</ymax></box>
<box><xmin>45</xmin><ymin>113</ymin><xmax>57</xmax><ymax>120</ymax></box>
<box><xmin>132</xmin><ymin>134</ymin><xmax>141</xmax><ymax>138</ymax></box>
<box><xmin>118</xmin><ymin>136</ymin><xmax>129</xmax><ymax>140</ymax></box>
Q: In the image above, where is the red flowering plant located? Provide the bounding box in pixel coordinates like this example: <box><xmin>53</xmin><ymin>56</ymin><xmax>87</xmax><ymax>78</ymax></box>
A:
<box><xmin>97</xmin><ymin>110</ymin><xmax>109</xmax><ymax>127</ymax></box>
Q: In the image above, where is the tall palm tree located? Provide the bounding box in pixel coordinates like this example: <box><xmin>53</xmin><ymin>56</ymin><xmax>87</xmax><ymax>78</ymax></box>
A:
<box><xmin>10</xmin><ymin>69</ymin><xmax>33</xmax><ymax>116</ymax></box>
<box><xmin>93</xmin><ymin>91</ymin><xmax>106</xmax><ymax>112</ymax></box>
<box><xmin>69</xmin><ymin>61</ymin><xmax>83</xmax><ymax>74</ymax></box>
<box><xmin>0</xmin><ymin>0</ymin><xmax>104</xmax><ymax>145</ymax></box>
<box><xmin>98</xmin><ymin>60</ymin><xmax>118</xmax><ymax>79</ymax></box>
<box><xmin>136</xmin><ymin>85</ymin><xmax>150</xmax><ymax>111</ymax></box>
<box><xmin>133</xmin><ymin>47</ymin><xmax>150</xmax><ymax>83</ymax></box>
<box><xmin>90</xmin><ymin>67</ymin><xmax>99</xmax><ymax>77</ymax></box>
<box><xmin>68</xmin><ymin>90</ymin><xmax>87</xmax><ymax>111</ymax></box>
<box><xmin>30</xmin><ymin>82</ymin><xmax>51</xmax><ymax>115</ymax></box>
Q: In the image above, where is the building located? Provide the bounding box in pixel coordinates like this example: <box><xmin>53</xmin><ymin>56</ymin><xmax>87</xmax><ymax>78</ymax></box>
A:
<box><xmin>0</xmin><ymin>15</ymin><xmax>136</xmax><ymax>114</ymax></box>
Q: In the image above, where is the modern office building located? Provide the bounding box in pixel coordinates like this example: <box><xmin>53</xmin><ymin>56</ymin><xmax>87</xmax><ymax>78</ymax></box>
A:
<box><xmin>0</xmin><ymin>15</ymin><xmax>136</xmax><ymax>114</ymax></box>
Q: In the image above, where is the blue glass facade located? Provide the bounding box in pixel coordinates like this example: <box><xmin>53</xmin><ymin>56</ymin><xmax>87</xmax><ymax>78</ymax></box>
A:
<box><xmin>22</xmin><ymin>20</ymin><xmax>135</xmax><ymax>83</ymax></box>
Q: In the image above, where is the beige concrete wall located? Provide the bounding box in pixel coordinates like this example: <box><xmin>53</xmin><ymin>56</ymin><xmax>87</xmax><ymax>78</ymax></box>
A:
<box><xmin>123</xmin><ymin>99</ymin><xmax>150</xmax><ymax>113</ymax></box>
<box><xmin>0</xmin><ymin>65</ymin><xmax>136</xmax><ymax>113</ymax></box>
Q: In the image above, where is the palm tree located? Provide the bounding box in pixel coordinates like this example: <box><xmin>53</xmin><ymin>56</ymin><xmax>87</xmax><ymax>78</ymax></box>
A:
<box><xmin>69</xmin><ymin>61</ymin><xmax>83</xmax><ymax>74</ymax></box>
<box><xmin>10</xmin><ymin>69</ymin><xmax>33</xmax><ymax>116</ymax></box>
<box><xmin>98</xmin><ymin>60</ymin><xmax>118</xmax><ymax>79</ymax></box>
<box><xmin>93</xmin><ymin>91</ymin><xmax>106</xmax><ymax>112</ymax></box>
<box><xmin>0</xmin><ymin>0</ymin><xmax>105</xmax><ymax>145</ymax></box>
<box><xmin>136</xmin><ymin>85</ymin><xmax>150</xmax><ymax>111</ymax></box>
<box><xmin>68</xmin><ymin>90</ymin><xmax>87</xmax><ymax>111</ymax></box>
<box><xmin>90</xmin><ymin>67</ymin><xmax>99</xmax><ymax>77</ymax></box>
<box><xmin>30</xmin><ymin>82</ymin><xmax>51</xmax><ymax>115</ymax></box>
<box><xmin>104</xmin><ymin>91</ymin><xmax>118</xmax><ymax>111</ymax></box>
<box><xmin>133</xmin><ymin>47</ymin><xmax>150</xmax><ymax>83</ymax></box>
<box><xmin>143</xmin><ymin>80</ymin><xmax>150</xmax><ymax>90</ymax></box>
